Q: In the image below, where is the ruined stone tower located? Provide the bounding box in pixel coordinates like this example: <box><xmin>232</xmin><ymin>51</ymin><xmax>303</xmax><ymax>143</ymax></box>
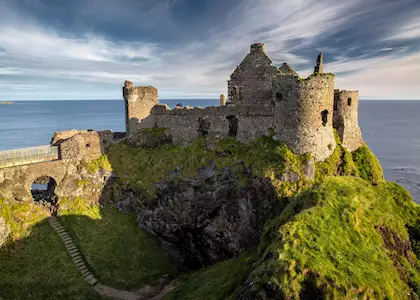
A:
<box><xmin>227</xmin><ymin>43</ymin><xmax>278</xmax><ymax>105</ymax></box>
<box><xmin>122</xmin><ymin>80</ymin><xmax>158</xmax><ymax>135</ymax></box>
<box><xmin>272</xmin><ymin>71</ymin><xmax>336</xmax><ymax>161</ymax></box>
<box><xmin>333</xmin><ymin>90</ymin><xmax>364</xmax><ymax>151</ymax></box>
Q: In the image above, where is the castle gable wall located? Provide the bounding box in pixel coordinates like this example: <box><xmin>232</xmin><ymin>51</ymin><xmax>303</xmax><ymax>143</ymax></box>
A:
<box><xmin>228</xmin><ymin>43</ymin><xmax>278</xmax><ymax>106</ymax></box>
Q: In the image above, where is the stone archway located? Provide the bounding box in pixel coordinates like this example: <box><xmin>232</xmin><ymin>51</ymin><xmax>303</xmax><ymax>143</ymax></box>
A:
<box><xmin>31</xmin><ymin>176</ymin><xmax>57</xmax><ymax>205</ymax></box>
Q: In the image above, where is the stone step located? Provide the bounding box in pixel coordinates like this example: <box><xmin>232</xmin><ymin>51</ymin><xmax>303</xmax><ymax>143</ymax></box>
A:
<box><xmin>67</xmin><ymin>246</ymin><xmax>77</xmax><ymax>252</ymax></box>
<box><xmin>73</xmin><ymin>257</ymin><xmax>84</xmax><ymax>264</ymax></box>
<box><xmin>69</xmin><ymin>249</ymin><xmax>80</xmax><ymax>256</ymax></box>
<box><xmin>53</xmin><ymin>226</ymin><xmax>66</xmax><ymax>233</ymax></box>
<box><xmin>83</xmin><ymin>274</ymin><xmax>95</xmax><ymax>282</ymax></box>
<box><xmin>64</xmin><ymin>240</ymin><xmax>74</xmax><ymax>246</ymax></box>
<box><xmin>68</xmin><ymin>246</ymin><xmax>79</xmax><ymax>252</ymax></box>
<box><xmin>80</xmin><ymin>268</ymin><xmax>90</xmax><ymax>276</ymax></box>
<box><xmin>76</xmin><ymin>261</ymin><xmax>86</xmax><ymax>268</ymax></box>
<box><xmin>88</xmin><ymin>277</ymin><xmax>98</xmax><ymax>286</ymax></box>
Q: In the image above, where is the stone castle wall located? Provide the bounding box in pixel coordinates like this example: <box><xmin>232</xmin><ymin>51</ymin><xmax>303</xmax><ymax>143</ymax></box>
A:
<box><xmin>272</xmin><ymin>74</ymin><xmax>337</xmax><ymax>161</ymax></box>
<box><xmin>0</xmin><ymin>131</ymin><xmax>112</xmax><ymax>202</ymax></box>
<box><xmin>134</xmin><ymin>104</ymin><xmax>274</xmax><ymax>145</ymax></box>
<box><xmin>333</xmin><ymin>90</ymin><xmax>364</xmax><ymax>151</ymax></box>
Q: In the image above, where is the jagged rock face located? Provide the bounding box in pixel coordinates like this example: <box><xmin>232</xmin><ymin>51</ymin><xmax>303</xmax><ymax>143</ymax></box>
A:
<box><xmin>134</xmin><ymin>166</ymin><xmax>279</xmax><ymax>269</ymax></box>
<box><xmin>0</xmin><ymin>217</ymin><xmax>10</xmax><ymax>247</ymax></box>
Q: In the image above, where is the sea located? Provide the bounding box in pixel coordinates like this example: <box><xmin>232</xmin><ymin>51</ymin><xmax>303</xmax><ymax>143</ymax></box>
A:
<box><xmin>1</xmin><ymin>99</ymin><xmax>419</xmax><ymax>203</ymax></box>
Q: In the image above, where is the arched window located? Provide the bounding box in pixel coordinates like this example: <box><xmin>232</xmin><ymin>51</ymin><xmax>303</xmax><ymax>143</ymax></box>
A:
<box><xmin>348</xmin><ymin>98</ymin><xmax>352</xmax><ymax>106</ymax></box>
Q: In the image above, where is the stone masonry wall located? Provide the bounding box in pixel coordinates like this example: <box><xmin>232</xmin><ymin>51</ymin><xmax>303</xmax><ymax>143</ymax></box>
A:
<box><xmin>272</xmin><ymin>74</ymin><xmax>337</xmax><ymax>161</ymax></box>
<box><xmin>123</xmin><ymin>80</ymin><xmax>158</xmax><ymax>135</ymax></box>
<box><xmin>0</xmin><ymin>131</ymin><xmax>111</xmax><ymax>203</ymax></box>
<box><xmin>228</xmin><ymin>43</ymin><xmax>278</xmax><ymax>105</ymax></box>
<box><xmin>333</xmin><ymin>90</ymin><xmax>364</xmax><ymax>151</ymax></box>
<box><xmin>134</xmin><ymin>104</ymin><xmax>274</xmax><ymax>145</ymax></box>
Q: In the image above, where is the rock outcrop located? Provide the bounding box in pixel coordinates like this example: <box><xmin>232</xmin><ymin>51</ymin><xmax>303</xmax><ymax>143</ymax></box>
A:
<box><xmin>122</xmin><ymin>164</ymin><xmax>279</xmax><ymax>269</ymax></box>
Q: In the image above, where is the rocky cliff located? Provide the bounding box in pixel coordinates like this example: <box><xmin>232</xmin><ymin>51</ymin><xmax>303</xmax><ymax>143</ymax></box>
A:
<box><xmin>100</xmin><ymin>128</ymin><xmax>420</xmax><ymax>299</ymax></box>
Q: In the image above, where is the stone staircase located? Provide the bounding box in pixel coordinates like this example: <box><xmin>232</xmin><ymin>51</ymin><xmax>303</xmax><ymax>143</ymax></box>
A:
<box><xmin>48</xmin><ymin>216</ymin><xmax>99</xmax><ymax>286</ymax></box>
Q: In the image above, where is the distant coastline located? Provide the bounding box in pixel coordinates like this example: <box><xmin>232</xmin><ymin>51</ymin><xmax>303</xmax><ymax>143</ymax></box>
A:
<box><xmin>0</xmin><ymin>101</ymin><xmax>13</xmax><ymax>105</ymax></box>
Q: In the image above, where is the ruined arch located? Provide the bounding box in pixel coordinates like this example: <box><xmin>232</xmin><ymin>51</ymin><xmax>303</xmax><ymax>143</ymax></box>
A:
<box><xmin>31</xmin><ymin>176</ymin><xmax>57</xmax><ymax>204</ymax></box>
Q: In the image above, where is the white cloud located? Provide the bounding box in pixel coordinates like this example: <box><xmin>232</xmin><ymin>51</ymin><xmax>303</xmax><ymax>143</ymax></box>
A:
<box><xmin>308</xmin><ymin>53</ymin><xmax>420</xmax><ymax>100</ymax></box>
<box><xmin>0</xmin><ymin>25</ymin><xmax>158</xmax><ymax>62</ymax></box>
<box><xmin>0</xmin><ymin>0</ymin><xmax>419</xmax><ymax>100</ymax></box>
<box><xmin>386</xmin><ymin>15</ymin><xmax>420</xmax><ymax>40</ymax></box>
<box><xmin>0</xmin><ymin>68</ymin><xmax>22</xmax><ymax>75</ymax></box>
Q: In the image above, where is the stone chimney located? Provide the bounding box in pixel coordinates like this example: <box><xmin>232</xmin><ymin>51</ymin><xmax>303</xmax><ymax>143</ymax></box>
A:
<box><xmin>250</xmin><ymin>43</ymin><xmax>265</xmax><ymax>53</ymax></box>
<box><xmin>220</xmin><ymin>94</ymin><xmax>226</xmax><ymax>106</ymax></box>
<box><xmin>314</xmin><ymin>53</ymin><xmax>323</xmax><ymax>73</ymax></box>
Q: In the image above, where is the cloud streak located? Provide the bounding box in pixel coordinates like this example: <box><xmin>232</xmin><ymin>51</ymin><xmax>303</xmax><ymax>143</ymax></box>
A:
<box><xmin>0</xmin><ymin>0</ymin><xmax>419</xmax><ymax>100</ymax></box>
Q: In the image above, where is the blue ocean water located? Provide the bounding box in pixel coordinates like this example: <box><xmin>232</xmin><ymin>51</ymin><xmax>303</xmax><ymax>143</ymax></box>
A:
<box><xmin>1</xmin><ymin>99</ymin><xmax>419</xmax><ymax>202</ymax></box>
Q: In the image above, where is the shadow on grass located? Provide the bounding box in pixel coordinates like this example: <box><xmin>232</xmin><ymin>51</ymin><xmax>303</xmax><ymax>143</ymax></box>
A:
<box><xmin>0</xmin><ymin>206</ymin><xmax>176</xmax><ymax>300</ymax></box>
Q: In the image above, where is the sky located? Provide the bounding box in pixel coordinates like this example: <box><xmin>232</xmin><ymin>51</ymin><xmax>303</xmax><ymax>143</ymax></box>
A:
<box><xmin>0</xmin><ymin>0</ymin><xmax>419</xmax><ymax>101</ymax></box>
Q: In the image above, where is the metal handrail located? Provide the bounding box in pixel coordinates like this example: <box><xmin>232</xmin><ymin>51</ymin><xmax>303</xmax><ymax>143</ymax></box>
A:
<box><xmin>0</xmin><ymin>145</ymin><xmax>60</xmax><ymax>169</ymax></box>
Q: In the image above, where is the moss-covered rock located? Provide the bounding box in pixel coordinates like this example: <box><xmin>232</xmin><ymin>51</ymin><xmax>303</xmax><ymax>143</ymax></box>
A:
<box><xmin>107</xmin><ymin>136</ymin><xmax>313</xmax><ymax>201</ymax></box>
<box><xmin>352</xmin><ymin>144</ymin><xmax>384</xmax><ymax>183</ymax></box>
<box><xmin>0</xmin><ymin>198</ymin><xmax>50</xmax><ymax>241</ymax></box>
<box><xmin>238</xmin><ymin>177</ymin><xmax>420</xmax><ymax>299</ymax></box>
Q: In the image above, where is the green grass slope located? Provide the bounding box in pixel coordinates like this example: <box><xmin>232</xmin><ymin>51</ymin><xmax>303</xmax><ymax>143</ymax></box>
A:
<box><xmin>61</xmin><ymin>207</ymin><xmax>175</xmax><ymax>290</ymax></box>
<box><xmin>164</xmin><ymin>250</ymin><xmax>258</xmax><ymax>300</ymax></box>
<box><xmin>0</xmin><ymin>221</ymin><xmax>103</xmax><ymax>300</ymax></box>
<box><xmin>245</xmin><ymin>177</ymin><xmax>420</xmax><ymax>299</ymax></box>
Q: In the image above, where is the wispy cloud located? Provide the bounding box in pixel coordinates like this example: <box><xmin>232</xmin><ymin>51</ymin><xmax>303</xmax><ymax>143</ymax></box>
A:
<box><xmin>0</xmin><ymin>0</ymin><xmax>419</xmax><ymax>100</ymax></box>
<box><xmin>0</xmin><ymin>68</ymin><xmax>22</xmax><ymax>75</ymax></box>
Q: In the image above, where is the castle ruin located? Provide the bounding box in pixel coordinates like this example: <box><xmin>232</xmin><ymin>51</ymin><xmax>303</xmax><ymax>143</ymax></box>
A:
<box><xmin>123</xmin><ymin>43</ymin><xmax>364</xmax><ymax>161</ymax></box>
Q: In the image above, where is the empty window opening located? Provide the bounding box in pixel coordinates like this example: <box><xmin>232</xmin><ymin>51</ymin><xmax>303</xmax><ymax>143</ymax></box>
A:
<box><xmin>347</xmin><ymin>98</ymin><xmax>352</xmax><ymax>106</ymax></box>
<box><xmin>276</xmin><ymin>93</ymin><xmax>283</xmax><ymax>102</ymax></box>
<box><xmin>226</xmin><ymin>115</ymin><xmax>239</xmax><ymax>137</ymax></box>
<box><xmin>85</xmin><ymin>143</ymin><xmax>91</xmax><ymax>148</ymax></box>
<box><xmin>198</xmin><ymin>118</ymin><xmax>211</xmax><ymax>137</ymax></box>
<box><xmin>31</xmin><ymin>176</ymin><xmax>57</xmax><ymax>208</ymax></box>
<box><xmin>321</xmin><ymin>110</ymin><xmax>329</xmax><ymax>127</ymax></box>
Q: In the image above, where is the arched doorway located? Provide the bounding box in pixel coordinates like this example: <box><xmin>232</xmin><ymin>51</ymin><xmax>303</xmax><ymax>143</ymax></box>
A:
<box><xmin>31</xmin><ymin>176</ymin><xmax>57</xmax><ymax>206</ymax></box>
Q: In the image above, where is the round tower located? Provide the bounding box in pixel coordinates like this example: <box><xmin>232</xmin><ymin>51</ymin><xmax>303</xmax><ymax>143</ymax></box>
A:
<box><xmin>272</xmin><ymin>73</ymin><xmax>336</xmax><ymax>161</ymax></box>
<box><xmin>122</xmin><ymin>80</ymin><xmax>158</xmax><ymax>135</ymax></box>
<box><xmin>333</xmin><ymin>90</ymin><xmax>364</xmax><ymax>151</ymax></box>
